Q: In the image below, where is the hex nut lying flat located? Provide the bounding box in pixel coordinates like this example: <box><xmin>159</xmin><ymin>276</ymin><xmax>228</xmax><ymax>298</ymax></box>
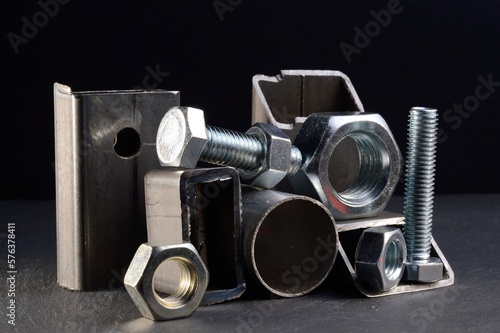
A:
<box><xmin>355</xmin><ymin>227</ymin><xmax>406</xmax><ymax>292</ymax></box>
<box><xmin>124</xmin><ymin>243</ymin><xmax>209</xmax><ymax>321</ymax></box>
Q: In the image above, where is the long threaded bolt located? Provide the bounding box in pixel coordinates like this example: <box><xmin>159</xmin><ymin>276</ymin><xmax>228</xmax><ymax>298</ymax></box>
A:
<box><xmin>156</xmin><ymin>107</ymin><xmax>302</xmax><ymax>188</ymax></box>
<box><xmin>403</xmin><ymin>107</ymin><xmax>443</xmax><ymax>282</ymax></box>
<box><xmin>202</xmin><ymin>126</ymin><xmax>264</xmax><ymax>170</ymax></box>
<box><xmin>201</xmin><ymin>125</ymin><xmax>302</xmax><ymax>176</ymax></box>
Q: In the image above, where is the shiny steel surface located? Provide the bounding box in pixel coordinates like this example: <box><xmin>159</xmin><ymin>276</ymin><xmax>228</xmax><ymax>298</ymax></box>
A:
<box><xmin>355</xmin><ymin>226</ymin><xmax>406</xmax><ymax>291</ymax></box>
<box><xmin>290</xmin><ymin>112</ymin><xmax>402</xmax><ymax>220</ymax></box>
<box><xmin>156</xmin><ymin>107</ymin><xmax>302</xmax><ymax>189</ymax></box>
<box><xmin>124</xmin><ymin>243</ymin><xmax>208</xmax><ymax>321</ymax></box>
<box><xmin>403</xmin><ymin>107</ymin><xmax>443</xmax><ymax>282</ymax></box>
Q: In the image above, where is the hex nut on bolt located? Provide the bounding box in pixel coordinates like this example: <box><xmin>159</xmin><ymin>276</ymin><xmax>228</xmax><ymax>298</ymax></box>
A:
<box><xmin>239</xmin><ymin>123</ymin><xmax>295</xmax><ymax>188</ymax></box>
<box><xmin>355</xmin><ymin>227</ymin><xmax>407</xmax><ymax>292</ymax></box>
<box><xmin>124</xmin><ymin>243</ymin><xmax>209</xmax><ymax>321</ymax></box>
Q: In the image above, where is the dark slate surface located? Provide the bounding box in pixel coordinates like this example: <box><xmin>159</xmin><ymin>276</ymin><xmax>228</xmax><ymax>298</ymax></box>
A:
<box><xmin>1</xmin><ymin>195</ymin><xmax>499</xmax><ymax>333</ymax></box>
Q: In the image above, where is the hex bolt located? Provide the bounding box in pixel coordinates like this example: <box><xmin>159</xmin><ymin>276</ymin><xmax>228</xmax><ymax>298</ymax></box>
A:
<box><xmin>201</xmin><ymin>125</ymin><xmax>302</xmax><ymax>175</ymax></box>
<box><xmin>156</xmin><ymin>107</ymin><xmax>302</xmax><ymax>188</ymax></box>
<box><xmin>403</xmin><ymin>107</ymin><xmax>444</xmax><ymax>282</ymax></box>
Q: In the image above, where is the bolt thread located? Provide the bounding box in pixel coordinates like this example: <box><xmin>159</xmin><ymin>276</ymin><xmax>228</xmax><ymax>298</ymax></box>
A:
<box><xmin>201</xmin><ymin>126</ymin><xmax>265</xmax><ymax>170</ymax></box>
<box><xmin>403</xmin><ymin>107</ymin><xmax>438</xmax><ymax>262</ymax></box>
<box><xmin>287</xmin><ymin>146</ymin><xmax>303</xmax><ymax>176</ymax></box>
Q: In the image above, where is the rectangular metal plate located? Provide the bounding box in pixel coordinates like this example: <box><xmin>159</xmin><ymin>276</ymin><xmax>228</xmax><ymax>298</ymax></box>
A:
<box><xmin>54</xmin><ymin>83</ymin><xmax>180</xmax><ymax>290</ymax></box>
<box><xmin>144</xmin><ymin>167</ymin><xmax>245</xmax><ymax>305</ymax></box>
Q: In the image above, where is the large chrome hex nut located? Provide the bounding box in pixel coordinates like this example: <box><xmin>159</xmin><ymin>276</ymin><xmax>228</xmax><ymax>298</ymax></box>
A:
<box><xmin>355</xmin><ymin>227</ymin><xmax>406</xmax><ymax>292</ymax></box>
<box><xmin>156</xmin><ymin>107</ymin><xmax>208</xmax><ymax>168</ymax></box>
<box><xmin>239</xmin><ymin>123</ymin><xmax>293</xmax><ymax>189</ymax></box>
<box><xmin>290</xmin><ymin>112</ymin><xmax>402</xmax><ymax>220</ymax></box>
<box><xmin>124</xmin><ymin>243</ymin><xmax>209</xmax><ymax>321</ymax></box>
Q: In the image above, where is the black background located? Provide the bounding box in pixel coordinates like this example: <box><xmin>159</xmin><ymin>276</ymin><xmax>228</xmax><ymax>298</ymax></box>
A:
<box><xmin>2</xmin><ymin>0</ymin><xmax>500</xmax><ymax>199</ymax></box>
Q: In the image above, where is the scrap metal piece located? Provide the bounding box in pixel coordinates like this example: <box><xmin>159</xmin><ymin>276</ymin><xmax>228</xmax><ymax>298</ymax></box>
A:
<box><xmin>241</xmin><ymin>187</ymin><xmax>338</xmax><ymax>298</ymax></box>
<box><xmin>144</xmin><ymin>167</ymin><xmax>245</xmax><ymax>305</ymax></box>
<box><xmin>54</xmin><ymin>83</ymin><xmax>179</xmax><ymax>290</ymax></box>
<box><xmin>124</xmin><ymin>243</ymin><xmax>209</xmax><ymax>321</ymax></box>
<box><xmin>252</xmin><ymin>70</ymin><xmax>364</xmax><ymax>139</ymax></box>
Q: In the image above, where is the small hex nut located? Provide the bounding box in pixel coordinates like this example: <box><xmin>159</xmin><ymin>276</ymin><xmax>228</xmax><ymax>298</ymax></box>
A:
<box><xmin>124</xmin><ymin>242</ymin><xmax>209</xmax><ymax>321</ymax></box>
<box><xmin>239</xmin><ymin>123</ymin><xmax>292</xmax><ymax>188</ymax></box>
<box><xmin>405</xmin><ymin>257</ymin><xmax>443</xmax><ymax>283</ymax></box>
<box><xmin>290</xmin><ymin>112</ymin><xmax>402</xmax><ymax>220</ymax></box>
<box><xmin>156</xmin><ymin>107</ymin><xmax>208</xmax><ymax>168</ymax></box>
<box><xmin>355</xmin><ymin>227</ymin><xmax>406</xmax><ymax>292</ymax></box>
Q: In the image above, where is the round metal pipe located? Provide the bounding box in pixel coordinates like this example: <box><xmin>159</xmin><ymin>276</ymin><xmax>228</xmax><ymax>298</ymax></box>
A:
<box><xmin>241</xmin><ymin>187</ymin><xmax>338</xmax><ymax>297</ymax></box>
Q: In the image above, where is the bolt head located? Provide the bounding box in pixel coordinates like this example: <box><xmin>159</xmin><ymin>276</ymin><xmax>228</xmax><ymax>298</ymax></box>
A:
<box><xmin>156</xmin><ymin>107</ymin><xmax>208</xmax><ymax>168</ymax></box>
<box><xmin>405</xmin><ymin>257</ymin><xmax>443</xmax><ymax>283</ymax></box>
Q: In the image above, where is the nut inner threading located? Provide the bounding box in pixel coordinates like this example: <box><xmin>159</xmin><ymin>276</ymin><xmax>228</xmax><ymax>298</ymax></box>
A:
<box><xmin>330</xmin><ymin>131</ymin><xmax>390</xmax><ymax>206</ymax></box>
<box><xmin>384</xmin><ymin>238</ymin><xmax>404</xmax><ymax>281</ymax></box>
<box><xmin>152</xmin><ymin>257</ymin><xmax>198</xmax><ymax>309</ymax></box>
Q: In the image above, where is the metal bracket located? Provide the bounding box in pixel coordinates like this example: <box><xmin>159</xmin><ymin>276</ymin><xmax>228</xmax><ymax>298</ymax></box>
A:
<box><xmin>252</xmin><ymin>70</ymin><xmax>364</xmax><ymax>139</ymax></box>
<box><xmin>335</xmin><ymin>211</ymin><xmax>454</xmax><ymax>297</ymax></box>
<box><xmin>144</xmin><ymin>167</ymin><xmax>245</xmax><ymax>305</ymax></box>
<box><xmin>54</xmin><ymin>83</ymin><xmax>180</xmax><ymax>291</ymax></box>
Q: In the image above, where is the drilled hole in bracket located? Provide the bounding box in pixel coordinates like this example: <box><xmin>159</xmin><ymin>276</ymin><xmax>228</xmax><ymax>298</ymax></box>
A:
<box><xmin>113</xmin><ymin>127</ymin><xmax>141</xmax><ymax>158</ymax></box>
